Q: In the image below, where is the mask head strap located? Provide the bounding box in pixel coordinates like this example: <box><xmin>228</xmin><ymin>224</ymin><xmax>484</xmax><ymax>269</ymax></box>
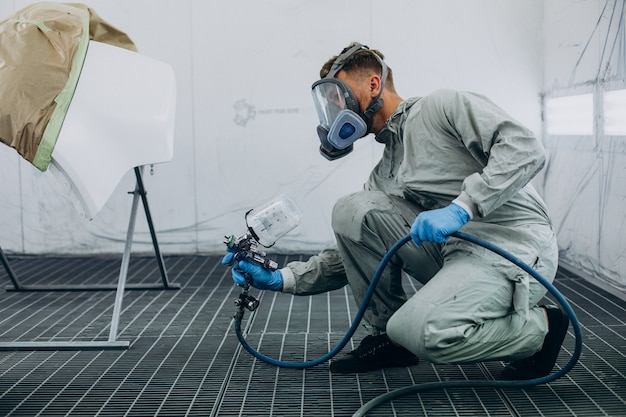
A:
<box><xmin>327</xmin><ymin>43</ymin><xmax>370</xmax><ymax>78</ymax></box>
<box><xmin>325</xmin><ymin>43</ymin><xmax>388</xmax><ymax>123</ymax></box>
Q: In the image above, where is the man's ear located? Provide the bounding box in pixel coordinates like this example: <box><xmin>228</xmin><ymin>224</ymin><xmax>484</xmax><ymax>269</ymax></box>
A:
<box><xmin>369</xmin><ymin>74</ymin><xmax>382</xmax><ymax>97</ymax></box>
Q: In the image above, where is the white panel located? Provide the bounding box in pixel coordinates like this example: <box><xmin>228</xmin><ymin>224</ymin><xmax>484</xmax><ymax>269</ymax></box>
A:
<box><xmin>51</xmin><ymin>41</ymin><xmax>176</xmax><ymax>220</ymax></box>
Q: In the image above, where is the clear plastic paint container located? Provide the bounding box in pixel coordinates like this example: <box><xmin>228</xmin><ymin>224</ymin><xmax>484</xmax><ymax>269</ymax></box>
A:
<box><xmin>245</xmin><ymin>194</ymin><xmax>302</xmax><ymax>247</ymax></box>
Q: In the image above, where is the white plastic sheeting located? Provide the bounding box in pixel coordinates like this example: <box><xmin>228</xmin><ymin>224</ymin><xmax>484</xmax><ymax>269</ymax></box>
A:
<box><xmin>0</xmin><ymin>0</ymin><xmax>544</xmax><ymax>257</ymax></box>
<box><xmin>3</xmin><ymin>2</ymin><xmax>621</xmax><ymax>294</ymax></box>
<box><xmin>543</xmin><ymin>134</ymin><xmax>626</xmax><ymax>291</ymax></box>
<box><xmin>542</xmin><ymin>0</ymin><xmax>626</xmax><ymax>291</ymax></box>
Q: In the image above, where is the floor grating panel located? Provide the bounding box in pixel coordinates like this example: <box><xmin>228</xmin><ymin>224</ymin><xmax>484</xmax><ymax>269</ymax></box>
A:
<box><xmin>0</xmin><ymin>254</ymin><xmax>624</xmax><ymax>416</ymax></box>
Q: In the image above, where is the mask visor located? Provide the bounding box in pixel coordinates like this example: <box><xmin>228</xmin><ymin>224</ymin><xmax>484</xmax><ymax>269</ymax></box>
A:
<box><xmin>311</xmin><ymin>81</ymin><xmax>349</xmax><ymax>131</ymax></box>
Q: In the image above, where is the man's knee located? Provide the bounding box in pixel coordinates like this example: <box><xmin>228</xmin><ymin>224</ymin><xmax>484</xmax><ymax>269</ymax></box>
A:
<box><xmin>387</xmin><ymin>302</ymin><xmax>462</xmax><ymax>364</ymax></box>
<box><xmin>331</xmin><ymin>191</ymin><xmax>395</xmax><ymax>242</ymax></box>
<box><xmin>386</xmin><ymin>300</ymin><xmax>430</xmax><ymax>358</ymax></box>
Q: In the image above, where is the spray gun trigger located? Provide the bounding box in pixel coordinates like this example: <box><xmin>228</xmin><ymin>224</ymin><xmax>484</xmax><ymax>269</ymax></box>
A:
<box><xmin>242</xmin><ymin>272</ymin><xmax>254</xmax><ymax>287</ymax></box>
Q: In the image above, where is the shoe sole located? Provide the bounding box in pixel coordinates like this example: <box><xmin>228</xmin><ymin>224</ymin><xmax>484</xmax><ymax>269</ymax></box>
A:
<box><xmin>330</xmin><ymin>356</ymin><xmax>420</xmax><ymax>374</ymax></box>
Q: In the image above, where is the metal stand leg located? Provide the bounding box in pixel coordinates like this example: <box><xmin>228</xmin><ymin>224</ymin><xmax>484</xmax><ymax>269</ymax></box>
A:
<box><xmin>108</xmin><ymin>172</ymin><xmax>142</xmax><ymax>344</ymax></box>
<box><xmin>0</xmin><ymin>245</ymin><xmax>19</xmax><ymax>290</ymax></box>
<box><xmin>133</xmin><ymin>166</ymin><xmax>173</xmax><ymax>289</ymax></box>
<box><xmin>0</xmin><ymin>165</ymin><xmax>179</xmax><ymax>351</ymax></box>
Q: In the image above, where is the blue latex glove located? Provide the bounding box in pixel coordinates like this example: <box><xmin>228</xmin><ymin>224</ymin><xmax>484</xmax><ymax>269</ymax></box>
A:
<box><xmin>221</xmin><ymin>251</ymin><xmax>237</xmax><ymax>265</ymax></box>
<box><xmin>410</xmin><ymin>202</ymin><xmax>470</xmax><ymax>246</ymax></box>
<box><xmin>221</xmin><ymin>253</ymin><xmax>283</xmax><ymax>291</ymax></box>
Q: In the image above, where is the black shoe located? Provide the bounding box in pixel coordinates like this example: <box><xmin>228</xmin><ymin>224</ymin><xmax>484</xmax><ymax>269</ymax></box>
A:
<box><xmin>329</xmin><ymin>334</ymin><xmax>420</xmax><ymax>374</ymax></box>
<box><xmin>500</xmin><ymin>305</ymin><xmax>569</xmax><ymax>380</ymax></box>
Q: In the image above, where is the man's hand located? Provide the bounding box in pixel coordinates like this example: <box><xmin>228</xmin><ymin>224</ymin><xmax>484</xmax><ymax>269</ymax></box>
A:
<box><xmin>410</xmin><ymin>202</ymin><xmax>470</xmax><ymax>245</ymax></box>
<box><xmin>222</xmin><ymin>253</ymin><xmax>283</xmax><ymax>291</ymax></box>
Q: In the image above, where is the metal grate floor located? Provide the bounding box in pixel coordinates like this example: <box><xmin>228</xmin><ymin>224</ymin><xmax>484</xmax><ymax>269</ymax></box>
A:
<box><xmin>0</xmin><ymin>253</ymin><xmax>624</xmax><ymax>416</ymax></box>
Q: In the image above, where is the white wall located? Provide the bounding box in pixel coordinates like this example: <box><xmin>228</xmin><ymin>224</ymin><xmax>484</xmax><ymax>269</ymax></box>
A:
<box><xmin>0</xmin><ymin>0</ymin><xmax>543</xmax><ymax>255</ymax></box>
<box><xmin>542</xmin><ymin>0</ymin><xmax>626</xmax><ymax>291</ymax></box>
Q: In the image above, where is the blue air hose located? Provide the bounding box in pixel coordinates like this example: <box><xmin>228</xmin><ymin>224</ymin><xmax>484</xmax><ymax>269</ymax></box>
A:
<box><xmin>233</xmin><ymin>231</ymin><xmax>583</xmax><ymax>416</ymax></box>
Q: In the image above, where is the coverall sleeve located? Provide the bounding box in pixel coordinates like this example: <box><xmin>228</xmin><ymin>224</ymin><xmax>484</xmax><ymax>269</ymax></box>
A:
<box><xmin>429</xmin><ymin>89</ymin><xmax>546</xmax><ymax>217</ymax></box>
<box><xmin>281</xmin><ymin>246</ymin><xmax>348</xmax><ymax>295</ymax></box>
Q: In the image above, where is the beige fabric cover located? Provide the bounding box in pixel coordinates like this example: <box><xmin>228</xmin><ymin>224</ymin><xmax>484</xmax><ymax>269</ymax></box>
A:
<box><xmin>0</xmin><ymin>2</ymin><xmax>136</xmax><ymax>171</ymax></box>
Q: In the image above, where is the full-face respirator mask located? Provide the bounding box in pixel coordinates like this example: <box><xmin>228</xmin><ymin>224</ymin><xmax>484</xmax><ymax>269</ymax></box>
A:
<box><xmin>311</xmin><ymin>43</ymin><xmax>388</xmax><ymax>160</ymax></box>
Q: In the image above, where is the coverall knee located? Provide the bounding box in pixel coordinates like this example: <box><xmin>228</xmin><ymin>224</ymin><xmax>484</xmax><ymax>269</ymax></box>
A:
<box><xmin>331</xmin><ymin>190</ymin><xmax>442</xmax><ymax>334</ymax></box>
<box><xmin>386</xmin><ymin>225</ymin><xmax>558</xmax><ymax>364</ymax></box>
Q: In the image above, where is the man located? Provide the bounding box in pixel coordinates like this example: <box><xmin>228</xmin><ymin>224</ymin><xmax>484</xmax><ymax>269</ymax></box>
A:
<box><xmin>224</xmin><ymin>42</ymin><xmax>568</xmax><ymax>379</ymax></box>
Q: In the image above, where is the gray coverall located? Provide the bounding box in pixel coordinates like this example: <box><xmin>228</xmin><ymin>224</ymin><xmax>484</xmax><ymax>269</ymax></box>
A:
<box><xmin>281</xmin><ymin>89</ymin><xmax>558</xmax><ymax>364</ymax></box>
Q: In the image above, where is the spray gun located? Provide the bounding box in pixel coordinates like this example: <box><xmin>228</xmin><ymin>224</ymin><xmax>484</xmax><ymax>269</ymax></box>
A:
<box><xmin>223</xmin><ymin>194</ymin><xmax>301</xmax><ymax>319</ymax></box>
<box><xmin>223</xmin><ymin>232</ymin><xmax>276</xmax><ymax>317</ymax></box>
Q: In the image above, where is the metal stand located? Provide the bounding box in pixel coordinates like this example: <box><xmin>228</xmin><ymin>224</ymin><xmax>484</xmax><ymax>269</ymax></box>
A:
<box><xmin>0</xmin><ymin>166</ymin><xmax>179</xmax><ymax>351</ymax></box>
